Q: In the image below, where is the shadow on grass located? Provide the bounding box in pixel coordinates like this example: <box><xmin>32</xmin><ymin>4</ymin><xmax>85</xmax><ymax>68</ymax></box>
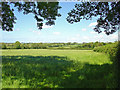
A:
<box><xmin>61</xmin><ymin>63</ymin><xmax>116</xmax><ymax>88</ymax></box>
<box><xmin>2</xmin><ymin>55</ymin><xmax>116</xmax><ymax>88</ymax></box>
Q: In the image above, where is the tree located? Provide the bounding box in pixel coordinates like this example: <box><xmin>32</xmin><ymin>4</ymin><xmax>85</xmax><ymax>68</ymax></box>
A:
<box><xmin>1</xmin><ymin>1</ymin><xmax>61</xmax><ymax>31</ymax></box>
<box><xmin>1</xmin><ymin>1</ymin><xmax>120</xmax><ymax>35</ymax></box>
<box><xmin>2</xmin><ymin>43</ymin><xmax>7</xmax><ymax>49</ymax></box>
<box><xmin>14</xmin><ymin>41</ymin><xmax>21</xmax><ymax>49</ymax></box>
<box><xmin>20</xmin><ymin>43</ymin><xmax>26</xmax><ymax>49</ymax></box>
<box><xmin>67</xmin><ymin>2</ymin><xmax>120</xmax><ymax>35</ymax></box>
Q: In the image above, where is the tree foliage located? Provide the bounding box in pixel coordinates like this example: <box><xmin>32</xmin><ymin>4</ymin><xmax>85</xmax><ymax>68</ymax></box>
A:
<box><xmin>93</xmin><ymin>41</ymin><xmax>118</xmax><ymax>61</ymax></box>
<box><xmin>2</xmin><ymin>43</ymin><xmax>7</xmax><ymax>49</ymax></box>
<box><xmin>1</xmin><ymin>1</ymin><xmax>120</xmax><ymax>35</ymax></box>
<box><xmin>14</xmin><ymin>41</ymin><xmax>21</xmax><ymax>49</ymax></box>
<box><xmin>2</xmin><ymin>41</ymin><xmax>115</xmax><ymax>50</ymax></box>
<box><xmin>1</xmin><ymin>2</ymin><xmax>61</xmax><ymax>31</ymax></box>
<box><xmin>67</xmin><ymin>2</ymin><xmax>120</xmax><ymax>35</ymax></box>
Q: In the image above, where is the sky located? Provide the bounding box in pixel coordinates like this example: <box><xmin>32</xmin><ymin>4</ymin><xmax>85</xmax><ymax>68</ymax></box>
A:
<box><xmin>0</xmin><ymin>2</ymin><xmax>118</xmax><ymax>43</ymax></box>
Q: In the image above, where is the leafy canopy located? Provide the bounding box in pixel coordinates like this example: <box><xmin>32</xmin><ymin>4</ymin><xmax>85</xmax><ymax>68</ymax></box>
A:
<box><xmin>1</xmin><ymin>2</ymin><xmax>61</xmax><ymax>31</ymax></box>
<box><xmin>14</xmin><ymin>41</ymin><xmax>21</xmax><ymax>49</ymax></box>
<box><xmin>67</xmin><ymin>2</ymin><xmax>120</xmax><ymax>35</ymax></box>
<box><xmin>1</xmin><ymin>1</ymin><xmax>120</xmax><ymax>35</ymax></box>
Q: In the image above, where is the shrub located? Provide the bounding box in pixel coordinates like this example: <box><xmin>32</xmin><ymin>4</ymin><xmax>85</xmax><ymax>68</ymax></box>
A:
<box><xmin>93</xmin><ymin>42</ymin><xmax>118</xmax><ymax>60</ymax></box>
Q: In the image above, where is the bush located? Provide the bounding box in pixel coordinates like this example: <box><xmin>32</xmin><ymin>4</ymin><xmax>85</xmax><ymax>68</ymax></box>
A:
<box><xmin>93</xmin><ymin>42</ymin><xmax>118</xmax><ymax>60</ymax></box>
<box><xmin>93</xmin><ymin>42</ymin><xmax>119</xmax><ymax>87</ymax></box>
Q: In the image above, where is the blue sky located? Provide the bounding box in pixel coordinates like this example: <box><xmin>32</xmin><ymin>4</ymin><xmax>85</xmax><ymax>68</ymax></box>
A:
<box><xmin>0</xmin><ymin>2</ymin><xmax>118</xmax><ymax>43</ymax></box>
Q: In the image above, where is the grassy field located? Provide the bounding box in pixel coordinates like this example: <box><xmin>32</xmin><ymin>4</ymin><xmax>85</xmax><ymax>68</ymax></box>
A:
<box><xmin>1</xmin><ymin>49</ymin><xmax>116</xmax><ymax>88</ymax></box>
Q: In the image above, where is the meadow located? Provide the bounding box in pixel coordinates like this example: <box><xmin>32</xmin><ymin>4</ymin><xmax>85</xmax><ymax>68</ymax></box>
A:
<box><xmin>1</xmin><ymin>49</ymin><xmax>116</xmax><ymax>88</ymax></box>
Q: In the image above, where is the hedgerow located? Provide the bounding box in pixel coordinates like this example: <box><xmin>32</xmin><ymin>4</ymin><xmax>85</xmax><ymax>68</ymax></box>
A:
<box><xmin>93</xmin><ymin>41</ymin><xmax>119</xmax><ymax>88</ymax></box>
<box><xmin>93</xmin><ymin>42</ymin><xmax>118</xmax><ymax>58</ymax></box>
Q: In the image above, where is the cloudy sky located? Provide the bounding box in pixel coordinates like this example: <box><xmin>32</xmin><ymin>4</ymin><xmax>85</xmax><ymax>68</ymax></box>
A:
<box><xmin>0</xmin><ymin>2</ymin><xmax>118</xmax><ymax>43</ymax></box>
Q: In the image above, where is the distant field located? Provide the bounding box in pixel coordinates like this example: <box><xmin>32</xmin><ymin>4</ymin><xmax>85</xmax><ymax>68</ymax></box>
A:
<box><xmin>1</xmin><ymin>49</ymin><xmax>116</xmax><ymax>88</ymax></box>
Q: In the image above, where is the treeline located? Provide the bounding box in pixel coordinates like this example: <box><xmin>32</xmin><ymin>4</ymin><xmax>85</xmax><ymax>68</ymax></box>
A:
<box><xmin>74</xmin><ymin>42</ymin><xmax>106</xmax><ymax>50</ymax></box>
<box><xmin>0</xmin><ymin>41</ymin><xmax>116</xmax><ymax>50</ymax></box>
<box><xmin>0</xmin><ymin>41</ymin><xmax>67</xmax><ymax>49</ymax></box>
<box><xmin>58</xmin><ymin>41</ymin><xmax>114</xmax><ymax>50</ymax></box>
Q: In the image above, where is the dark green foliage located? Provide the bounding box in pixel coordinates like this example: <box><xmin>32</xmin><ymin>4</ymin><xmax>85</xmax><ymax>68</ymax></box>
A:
<box><xmin>93</xmin><ymin>41</ymin><xmax>119</xmax><ymax>88</ymax></box>
<box><xmin>1</xmin><ymin>2</ymin><xmax>61</xmax><ymax>31</ymax></box>
<box><xmin>30</xmin><ymin>43</ymin><xmax>48</xmax><ymax>49</ymax></box>
<box><xmin>20</xmin><ymin>44</ymin><xmax>26</xmax><ymax>49</ymax></box>
<box><xmin>93</xmin><ymin>42</ymin><xmax>118</xmax><ymax>58</ymax></box>
<box><xmin>14</xmin><ymin>41</ymin><xmax>21</xmax><ymax>49</ymax></box>
<box><xmin>74</xmin><ymin>41</ymin><xmax>106</xmax><ymax>50</ymax></box>
<box><xmin>2</xmin><ymin>41</ymin><xmax>114</xmax><ymax>50</ymax></box>
<box><xmin>2</xmin><ymin>43</ymin><xmax>7</xmax><ymax>49</ymax></box>
<box><xmin>67</xmin><ymin>2</ymin><xmax>120</xmax><ymax>35</ymax></box>
<box><xmin>1</xmin><ymin>2</ymin><xmax>16</xmax><ymax>31</ymax></box>
<box><xmin>116</xmin><ymin>41</ymin><xmax>120</xmax><ymax>88</ymax></box>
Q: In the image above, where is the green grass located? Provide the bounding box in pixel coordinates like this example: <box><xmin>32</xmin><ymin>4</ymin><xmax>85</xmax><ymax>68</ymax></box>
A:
<box><xmin>1</xmin><ymin>49</ymin><xmax>116</xmax><ymax>88</ymax></box>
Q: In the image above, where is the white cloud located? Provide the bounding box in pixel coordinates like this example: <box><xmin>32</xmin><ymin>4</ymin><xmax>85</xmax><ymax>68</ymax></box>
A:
<box><xmin>99</xmin><ymin>35</ymin><xmax>104</xmax><ymax>38</ymax></box>
<box><xmin>71</xmin><ymin>37</ymin><xmax>77</xmax><ymax>40</ymax></box>
<box><xmin>94</xmin><ymin>34</ymin><xmax>103</xmax><ymax>39</ymax></box>
<box><xmin>81</xmin><ymin>28</ymin><xmax>87</xmax><ymax>31</ymax></box>
<box><xmin>89</xmin><ymin>22</ymin><xmax>97</xmax><ymax>27</ymax></box>
<box><xmin>66</xmin><ymin>32</ymin><xmax>118</xmax><ymax>43</ymax></box>
<box><xmin>110</xmin><ymin>34</ymin><xmax>118</xmax><ymax>40</ymax></box>
<box><xmin>33</xmin><ymin>30</ymin><xmax>41</xmax><ymax>35</ymax></box>
<box><xmin>68</xmin><ymin>33</ymin><xmax>118</xmax><ymax>43</ymax></box>
<box><xmin>83</xmin><ymin>36</ymin><xmax>89</xmax><ymax>40</ymax></box>
<box><xmin>53</xmin><ymin>32</ymin><xmax>60</xmax><ymax>35</ymax></box>
<box><xmin>90</xmin><ymin>31</ymin><xmax>97</xmax><ymax>34</ymax></box>
<box><xmin>76</xmin><ymin>34</ymin><xmax>80</xmax><ymax>37</ymax></box>
<box><xmin>91</xmin><ymin>33</ymin><xmax>118</xmax><ymax>42</ymax></box>
<box><xmin>29</xmin><ymin>28</ymin><xmax>33</xmax><ymax>31</ymax></box>
<box><xmin>67</xmin><ymin>37</ymin><xmax>80</xmax><ymax>42</ymax></box>
<box><xmin>42</xmin><ymin>23</ymin><xmax>53</xmax><ymax>29</ymax></box>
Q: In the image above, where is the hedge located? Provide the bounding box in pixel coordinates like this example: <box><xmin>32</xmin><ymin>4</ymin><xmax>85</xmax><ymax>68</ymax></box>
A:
<box><xmin>93</xmin><ymin>42</ymin><xmax>118</xmax><ymax>58</ymax></box>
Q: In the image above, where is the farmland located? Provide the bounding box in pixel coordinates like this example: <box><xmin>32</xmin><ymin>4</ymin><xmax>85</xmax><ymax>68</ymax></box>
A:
<box><xmin>1</xmin><ymin>49</ymin><xmax>116</xmax><ymax>88</ymax></box>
